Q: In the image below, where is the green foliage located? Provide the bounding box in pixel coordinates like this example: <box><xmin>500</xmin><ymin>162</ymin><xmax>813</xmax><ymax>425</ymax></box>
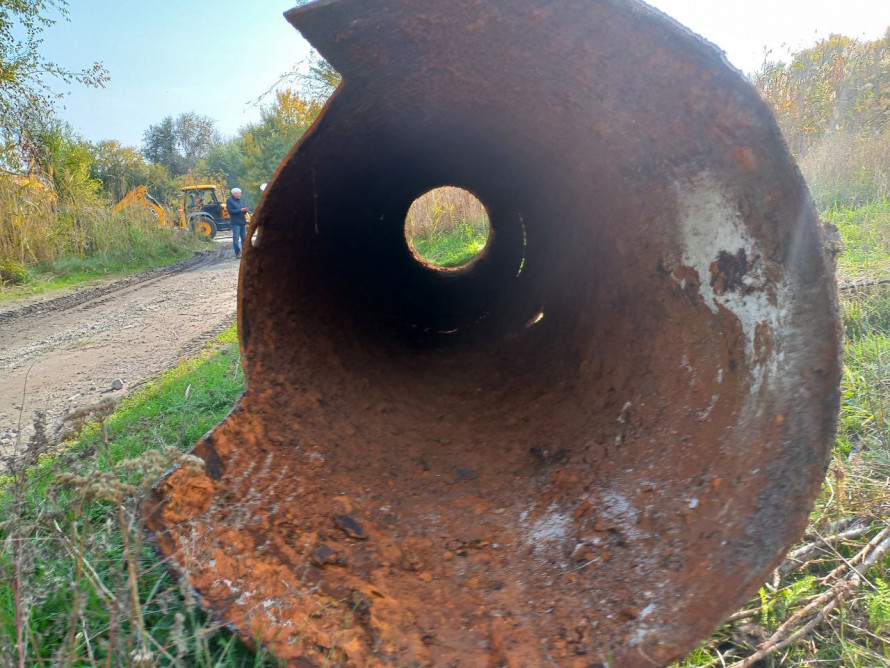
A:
<box><xmin>146</xmin><ymin>162</ymin><xmax>179</xmax><ymax>205</ymax></box>
<box><xmin>238</xmin><ymin>90</ymin><xmax>321</xmax><ymax>195</ymax></box>
<box><xmin>754</xmin><ymin>30</ymin><xmax>890</xmax><ymax>208</ymax></box>
<box><xmin>801</xmin><ymin>133</ymin><xmax>890</xmax><ymax>208</ymax></box>
<box><xmin>0</xmin><ymin>0</ymin><xmax>108</xmax><ymax>171</ymax></box>
<box><xmin>756</xmin><ymin>31</ymin><xmax>890</xmax><ymax>155</ymax></box>
<box><xmin>274</xmin><ymin>49</ymin><xmax>341</xmax><ymax>103</ymax></box>
<box><xmin>866</xmin><ymin>578</ymin><xmax>890</xmax><ymax>634</ymax></box>
<box><xmin>0</xmin><ymin>188</ymin><xmax>203</xmax><ymax>293</ymax></box>
<box><xmin>142</xmin><ymin>116</ymin><xmax>179</xmax><ymax>172</ymax></box>
<box><xmin>824</xmin><ymin>200</ymin><xmax>890</xmax><ymax>281</ymax></box>
<box><xmin>405</xmin><ymin>186</ymin><xmax>491</xmax><ymax>267</ymax></box>
<box><xmin>409</xmin><ymin>223</ymin><xmax>490</xmax><ymax>268</ymax></box>
<box><xmin>839</xmin><ymin>331</ymin><xmax>890</xmax><ymax>456</ymax></box>
<box><xmin>90</xmin><ymin>139</ymin><xmax>151</xmax><ymax>201</ymax></box>
<box><xmin>0</xmin><ymin>115</ymin><xmax>203</xmax><ymax>286</ymax></box>
<box><xmin>138</xmin><ymin>93</ymin><xmax>322</xmax><ymax>199</ymax></box>
<box><xmin>300</xmin><ymin>51</ymin><xmax>342</xmax><ymax>102</ymax></box>
<box><xmin>0</xmin><ymin>256</ymin><xmax>25</xmax><ymax>284</ymax></box>
<box><xmin>203</xmin><ymin>139</ymin><xmax>246</xmax><ymax>192</ymax></box>
<box><xmin>33</xmin><ymin>120</ymin><xmax>101</xmax><ymax>204</ymax></box>
<box><xmin>0</xmin><ymin>247</ymin><xmax>192</xmax><ymax>301</ymax></box>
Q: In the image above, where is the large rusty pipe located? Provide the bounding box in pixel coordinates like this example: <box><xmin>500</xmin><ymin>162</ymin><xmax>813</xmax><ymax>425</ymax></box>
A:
<box><xmin>146</xmin><ymin>1</ymin><xmax>840</xmax><ymax>665</ymax></box>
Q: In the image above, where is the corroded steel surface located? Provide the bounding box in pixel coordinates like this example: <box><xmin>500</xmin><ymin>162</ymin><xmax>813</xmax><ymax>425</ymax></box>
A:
<box><xmin>145</xmin><ymin>1</ymin><xmax>841</xmax><ymax>665</ymax></box>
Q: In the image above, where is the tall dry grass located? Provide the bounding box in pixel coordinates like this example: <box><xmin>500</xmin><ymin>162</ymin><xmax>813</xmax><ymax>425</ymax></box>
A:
<box><xmin>0</xmin><ymin>177</ymin><xmax>201</xmax><ymax>285</ymax></box>
<box><xmin>799</xmin><ymin>131</ymin><xmax>890</xmax><ymax>209</ymax></box>
<box><xmin>0</xmin><ymin>178</ymin><xmax>60</xmax><ymax>267</ymax></box>
<box><xmin>405</xmin><ymin>186</ymin><xmax>489</xmax><ymax>238</ymax></box>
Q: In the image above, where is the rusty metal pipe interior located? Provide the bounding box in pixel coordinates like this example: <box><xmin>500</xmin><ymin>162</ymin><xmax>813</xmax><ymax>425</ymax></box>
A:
<box><xmin>146</xmin><ymin>0</ymin><xmax>841</xmax><ymax>665</ymax></box>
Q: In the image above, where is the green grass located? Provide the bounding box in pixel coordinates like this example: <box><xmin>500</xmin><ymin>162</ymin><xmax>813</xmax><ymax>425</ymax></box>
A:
<box><xmin>0</xmin><ymin>325</ymin><xmax>281</xmax><ymax>667</ymax></box>
<box><xmin>408</xmin><ymin>221</ymin><xmax>489</xmax><ymax>268</ymax></box>
<box><xmin>824</xmin><ymin>199</ymin><xmax>890</xmax><ymax>283</ymax></box>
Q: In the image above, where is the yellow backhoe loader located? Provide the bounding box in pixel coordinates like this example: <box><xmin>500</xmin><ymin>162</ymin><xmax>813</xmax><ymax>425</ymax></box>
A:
<box><xmin>112</xmin><ymin>185</ymin><xmax>251</xmax><ymax>240</ymax></box>
<box><xmin>179</xmin><ymin>184</ymin><xmax>251</xmax><ymax>240</ymax></box>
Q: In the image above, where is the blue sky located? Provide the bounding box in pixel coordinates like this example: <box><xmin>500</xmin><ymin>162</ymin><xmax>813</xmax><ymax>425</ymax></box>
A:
<box><xmin>42</xmin><ymin>1</ymin><xmax>890</xmax><ymax>148</ymax></box>
<box><xmin>41</xmin><ymin>1</ymin><xmax>313</xmax><ymax>146</ymax></box>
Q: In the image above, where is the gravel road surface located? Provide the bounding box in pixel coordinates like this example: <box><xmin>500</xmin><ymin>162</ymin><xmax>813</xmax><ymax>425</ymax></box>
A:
<box><xmin>0</xmin><ymin>248</ymin><xmax>239</xmax><ymax>456</ymax></box>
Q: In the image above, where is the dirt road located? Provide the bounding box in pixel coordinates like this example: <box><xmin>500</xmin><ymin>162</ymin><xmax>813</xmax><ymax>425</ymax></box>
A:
<box><xmin>0</xmin><ymin>248</ymin><xmax>239</xmax><ymax>455</ymax></box>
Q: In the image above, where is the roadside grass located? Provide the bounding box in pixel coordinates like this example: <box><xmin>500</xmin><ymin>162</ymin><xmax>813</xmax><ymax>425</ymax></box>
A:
<box><xmin>0</xmin><ymin>189</ymin><xmax>210</xmax><ymax>300</ymax></box>
<box><xmin>1</xmin><ymin>204</ymin><xmax>889</xmax><ymax>666</ymax></box>
<box><xmin>0</xmin><ymin>243</ymin><xmax>200</xmax><ymax>302</ymax></box>
<box><xmin>0</xmin><ymin>325</ymin><xmax>281</xmax><ymax>666</ymax></box>
<box><xmin>824</xmin><ymin>199</ymin><xmax>890</xmax><ymax>283</ymax></box>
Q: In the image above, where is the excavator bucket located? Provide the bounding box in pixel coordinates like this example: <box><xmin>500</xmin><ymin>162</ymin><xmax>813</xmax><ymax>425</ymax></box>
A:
<box><xmin>145</xmin><ymin>1</ymin><xmax>840</xmax><ymax>665</ymax></box>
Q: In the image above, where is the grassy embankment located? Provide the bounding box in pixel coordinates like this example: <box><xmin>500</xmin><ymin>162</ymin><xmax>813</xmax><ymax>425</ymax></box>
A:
<box><xmin>1</xmin><ymin>198</ymin><xmax>888</xmax><ymax>666</ymax></box>
<box><xmin>0</xmin><ymin>180</ymin><xmax>207</xmax><ymax>301</ymax></box>
<box><xmin>0</xmin><ymin>327</ymin><xmax>278</xmax><ymax>666</ymax></box>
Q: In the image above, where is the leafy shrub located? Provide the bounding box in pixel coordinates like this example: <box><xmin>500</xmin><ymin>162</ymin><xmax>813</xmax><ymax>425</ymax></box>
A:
<box><xmin>0</xmin><ymin>257</ymin><xmax>27</xmax><ymax>284</ymax></box>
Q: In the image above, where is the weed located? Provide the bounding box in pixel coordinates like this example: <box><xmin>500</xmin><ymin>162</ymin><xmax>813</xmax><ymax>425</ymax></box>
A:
<box><xmin>409</xmin><ymin>223</ymin><xmax>490</xmax><ymax>268</ymax></box>
<box><xmin>0</xmin><ymin>327</ymin><xmax>281</xmax><ymax>666</ymax></box>
<box><xmin>0</xmin><ymin>176</ymin><xmax>207</xmax><ymax>298</ymax></box>
<box><xmin>0</xmin><ymin>258</ymin><xmax>26</xmax><ymax>285</ymax></box>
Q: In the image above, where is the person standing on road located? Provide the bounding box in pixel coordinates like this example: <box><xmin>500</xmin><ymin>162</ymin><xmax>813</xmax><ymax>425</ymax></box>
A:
<box><xmin>226</xmin><ymin>188</ymin><xmax>249</xmax><ymax>259</ymax></box>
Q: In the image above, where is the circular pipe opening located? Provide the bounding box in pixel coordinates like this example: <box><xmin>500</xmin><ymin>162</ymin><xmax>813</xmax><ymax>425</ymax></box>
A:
<box><xmin>404</xmin><ymin>186</ymin><xmax>491</xmax><ymax>269</ymax></box>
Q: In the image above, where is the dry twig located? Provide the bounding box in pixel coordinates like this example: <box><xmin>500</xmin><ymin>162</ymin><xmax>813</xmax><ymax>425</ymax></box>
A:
<box><xmin>724</xmin><ymin>526</ymin><xmax>890</xmax><ymax>668</ymax></box>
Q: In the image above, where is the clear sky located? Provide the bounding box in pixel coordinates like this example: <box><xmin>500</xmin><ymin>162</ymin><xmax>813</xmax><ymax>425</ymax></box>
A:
<box><xmin>41</xmin><ymin>0</ymin><xmax>890</xmax><ymax>148</ymax></box>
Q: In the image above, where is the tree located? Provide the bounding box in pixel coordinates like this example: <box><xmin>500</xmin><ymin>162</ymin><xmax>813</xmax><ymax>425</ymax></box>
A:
<box><xmin>145</xmin><ymin>163</ymin><xmax>178</xmax><ymax>206</ymax></box>
<box><xmin>142</xmin><ymin>117</ymin><xmax>180</xmax><ymax>174</ymax></box>
<box><xmin>238</xmin><ymin>90</ymin><xmax>321</xmax><ymax>194</ymax></box>
<box><xmin>90</xmin><ymin>140</ymin><xmax>150</xmax><ymax>201</ymax></box>
<box><xmin>30</xmin><ymin>119</ymin><xmax>100</xmax><ymax>203</ymax></box>
<box><xmin>755</xmin><ymin>31</ymin><xmax>890</xmax><ymax>156</ymax></box>
<box><xmin>203</xmin><ymin>139</ymin><xmax>245</xmax><ymax>191</ymax></box>
<box><xmin>175</xmin><ymin>112</ymin><xmax>221</xmax><ymax>163</ymax></box>
<box><xmin>142</xmin><ymin>112</ymin><xmax>220</xmax><ymax>176</ymax></box>
<box><xmin>0</xmin><ymin>0</ymin><xmax>108</xmax><ymax>172</ymax></box>
<box><xmin>303</xmin><ymin>52</ymin><xmax>341</xmax><ymax>102</ymax></box>
<box><xmin>753</xmin><ymin>28</ymin><xmax>890</xmax><ymax>206</ymax></box>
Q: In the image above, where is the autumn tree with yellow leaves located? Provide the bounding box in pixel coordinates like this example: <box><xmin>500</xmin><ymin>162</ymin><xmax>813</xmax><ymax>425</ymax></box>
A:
<box><xmin>754</xmin><ymin>29</ymin><xmax>890</xmax><ymax>206</ymax></box>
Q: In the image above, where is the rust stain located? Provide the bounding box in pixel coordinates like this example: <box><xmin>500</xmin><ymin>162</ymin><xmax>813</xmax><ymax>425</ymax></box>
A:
<box><xmin>710</xmin><ymin>248</ymin><xmax>751</xmax><ymax>295</ymax></box>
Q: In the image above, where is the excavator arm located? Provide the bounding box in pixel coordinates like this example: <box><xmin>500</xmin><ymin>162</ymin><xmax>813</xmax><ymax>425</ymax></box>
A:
<box><xmin>112</xmin><ymin>185</ymin><xmax>168</xmax><ymax>226</ymax></box>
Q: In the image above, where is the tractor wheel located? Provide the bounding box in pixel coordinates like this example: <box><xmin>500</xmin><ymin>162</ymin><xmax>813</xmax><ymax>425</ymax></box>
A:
<box><xmin>188</xmin><ymin>216</ymin><xmax>217</xmax><ymax>240</ymax></box>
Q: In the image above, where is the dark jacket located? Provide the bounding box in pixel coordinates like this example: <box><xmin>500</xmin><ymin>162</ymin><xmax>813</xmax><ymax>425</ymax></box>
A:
<box><xmin>226</xmin><ymin>195</ymin><xmax>248</xmax><ymax>225</ymax></box>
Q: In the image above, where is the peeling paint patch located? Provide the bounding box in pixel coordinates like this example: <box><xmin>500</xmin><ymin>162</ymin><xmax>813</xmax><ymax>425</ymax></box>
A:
<box><xmin>672</xmin><ymin>174</ymin><xmax>789</xmax><ymax>401</ymax></box>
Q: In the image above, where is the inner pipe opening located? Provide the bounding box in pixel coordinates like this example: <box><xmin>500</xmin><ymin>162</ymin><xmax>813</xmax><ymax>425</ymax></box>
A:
<box><xmin>404</xmin><ymin>186</ymin><xmax>491</xmax><ymax>270</ymax></box>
